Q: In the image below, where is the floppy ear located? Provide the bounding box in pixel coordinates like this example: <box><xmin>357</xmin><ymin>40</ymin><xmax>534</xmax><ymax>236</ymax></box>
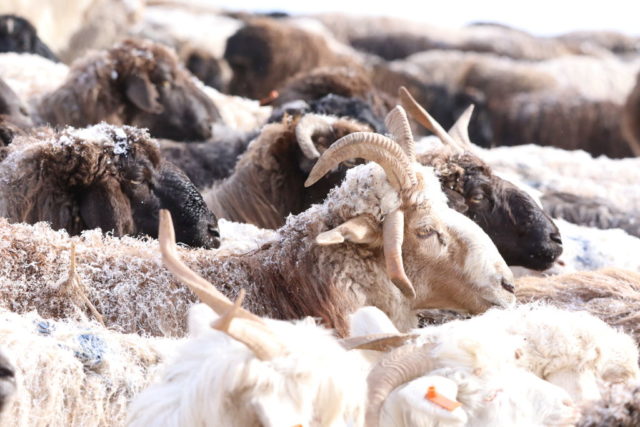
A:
<box><xmin>315</xmin><ymin>215</ymin><xmax>380</xmax><ymax>246</ymax></box>
<box><xmin>124</xmin><ymin>74</ymin><xmax>164</xmax><ymax>114</ymax></box>
<box><xmin>443</xmin><ymin>188</ymin><xmax>469</xmax><ymax>214</ymax></box>
<box><xmin>79</xmin><ymin>179</ymin><xmax>136</xmax><ymax>236</ymax></box>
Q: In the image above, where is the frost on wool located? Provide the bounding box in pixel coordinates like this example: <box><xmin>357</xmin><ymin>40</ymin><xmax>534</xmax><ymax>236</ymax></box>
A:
<box><xmin>0</xmin><ymin>309</ymin><xmax>176</xmax><ymax>427</ymax></box>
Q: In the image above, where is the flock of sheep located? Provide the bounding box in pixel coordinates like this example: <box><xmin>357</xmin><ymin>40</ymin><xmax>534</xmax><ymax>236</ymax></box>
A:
<box><xmin>0</xmin><ymin>0</ymin><xmax>640</xmax><ymax>425</ymax></box>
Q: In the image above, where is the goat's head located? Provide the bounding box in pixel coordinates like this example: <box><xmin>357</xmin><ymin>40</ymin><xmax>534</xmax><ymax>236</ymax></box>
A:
<box><xmin>305</xmin><ymin>106</ymin><xmax>516</xmax><ymax>314</ymax></box>
<box><xmin>400</xmin><ymin>87</ymin><xmax>563</xmax><ymax>270</ymax></box>
<box><xmin>111</xmin><ymin>39</ymin><xmax>221</xmax><ymax>141</ymax></box>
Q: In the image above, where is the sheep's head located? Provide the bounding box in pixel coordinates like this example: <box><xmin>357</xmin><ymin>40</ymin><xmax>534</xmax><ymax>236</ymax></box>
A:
<box><xmin>305</xmin><ymin>106</ymin><xmax>515</xmax><ymax>313</ymax></box>
<box><xmin>111</xmin><ymin>39</ymin><xmax>221</xmax><ymax>141</ymax></box>
<box><xmin>399</xmin><ymin>87</ymin><xmax>563</xmax><ymax>271</ymax></box>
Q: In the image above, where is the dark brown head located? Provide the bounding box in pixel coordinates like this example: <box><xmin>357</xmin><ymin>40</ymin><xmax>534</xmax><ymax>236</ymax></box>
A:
<box><xmin>224</xmin><ymin>19</ymin><xmax>345</xmax><ymax>99</ymax></box>
<box><xmin>400</xmin><ymin>87</ymin><xmax>562</xmax><ymax>270</ymax></box>
<box><xmin>111</xmin><ymin>40</ymin><xmax>221</xmax><ymax>141</ymax></box>
<box><xmin>0</xmin><ymin>14</ymin><xmax>58</xmax><ymax>61</ymax></box>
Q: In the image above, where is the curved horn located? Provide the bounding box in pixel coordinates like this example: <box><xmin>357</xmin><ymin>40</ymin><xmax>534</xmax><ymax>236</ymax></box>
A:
<box><xmin>448</xmin><ymin>104</ymin><xmax>475</xmax><ymax>149</ymax></box>
<box><xmin>383</xmin><ymin>209</ymin><xmax>415</xmax><ymax>299</ymax></box>
<box><xmin>398</xmin><ymin>86</ymin><xmax>465</xmax><ymax>154</ymax></box>
<box><xmin>158</xmin><ymin>210</ymin><xmax>262</xmax><ymax>323</ymax></box>
<box><xmin>304</xmin><ymin>132</ymin><xmax>417</xmax><ymax>192</ymax></box>
<box><xmin>366</xmin><ymin>344</ymin><xmax>436</xmax><ymax>427</ymax></box>
<box><xmin>212</xmin><ymin>289</ymin><xmax>286</xmax><ymax>361</ymax></box>
<box><xmin>340</xmin><ymin>333</ymin><xmax>419</xmax><ymax>351</ymax></box>
<box><xmin>385</xmin><ymin>106</ymin><xmax>415</xmax><ymax>162</ymax></box>
<box><xmin>295</xmin><ymin>114</ymin><xmax>336</xmax><ymax>159</ymax></box>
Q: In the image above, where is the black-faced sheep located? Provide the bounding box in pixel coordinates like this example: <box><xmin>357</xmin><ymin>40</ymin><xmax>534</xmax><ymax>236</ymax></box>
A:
<box><xmin>37</xmin><ymin>39</ymin><xmax>221</xmax><ymax>142</ymax></box>
<box><xmin>400</xmin><ymin>87</ymin><xmax>563</xmax><ymax>270</ymax></box>
<box><xmin>541</xmin><ymin>191</ymin><xmax>640</xmax><ymax>237</ymax></box>
<box><xmin>0</xmin><ymin>15</ymin><xmax>58</xmax><ymax>61</ymax></box>
<box><xmin>0</xmin><ymin>123</ymin><xmax>220</xmax><ymax>249</ymax></box>
<box><xmin>224</xmin><ymin>18</ymin><xmax>357</xmax><ymax>100</ymax></box>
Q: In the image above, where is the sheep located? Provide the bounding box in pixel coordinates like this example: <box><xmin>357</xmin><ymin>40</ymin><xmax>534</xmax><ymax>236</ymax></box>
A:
<box><xmin>400</xmin><ymin>87</ymin><xmax>563</xmax><ymax>270</ymax></box>
<box><xmin>0</xmin><ymin>123</ymin><xmax>220</xmax><ymax>249</ymax></box>
<box><xmin>541</xmin><ymin>191</ymin><xmax>640</xmax><ymax>238</ymax></box>
<box><xmin>204</xmin><ymin>113</ymin><xmax>373</xmax><ymax>228</ymax></box>
<box><xmin>487</xmin><ymin>89</ymin><xmax>631</xmax><ymax>158</ymax></box>
<box><xmin>365</xmin><ymin>304</ymin><xmax>639</xmax><ymax>425</ymax></box>
<box><xmin>0</xmin><ymin>15</ymin><xmax>58</xmax><ymax>61</ymax></box>
<box><xmin>36</xmin><ymin>39</ymin><xmax>222</xmax><ymax>142</ymax></box>
<box><xmin>0</xmin><ymin>308</ymin><xmax>174</xmax><ymax>427</ymax></box>
<box><xmin>622</xmin><ymin>71</ymin><xmax>640</xmax><ymax>156</ymax></box>
<box><xmin>127</xmin><ymin>241</ymin><xmax>369</xmax><ymax>427</ymax></box>
<box><xmin>224</xmin><ymin>18</ymin><xmax>358</xmax><ymax>100</ymax></box>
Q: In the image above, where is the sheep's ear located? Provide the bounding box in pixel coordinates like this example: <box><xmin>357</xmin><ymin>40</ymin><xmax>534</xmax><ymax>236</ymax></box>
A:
<box><xmin>125</xmin><ymin>74</ymin><xmax>164</xmax><ymax>114</ymax></box>
<box><xmin>316</xmin><ymin>215</ymin><xmax>379</xmax><ymax>246</ymax></box>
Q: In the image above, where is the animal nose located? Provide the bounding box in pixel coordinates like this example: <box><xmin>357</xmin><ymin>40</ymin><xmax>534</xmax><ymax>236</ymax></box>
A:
<box><xmin>501</xmin><ymin>279</ymin><xmax>515</xmax><ymax>294</ymax></box>
<box><xmin>550</xmin><ymin>232</ymin><xmax>562</xmax><ymax>245</ymax></box>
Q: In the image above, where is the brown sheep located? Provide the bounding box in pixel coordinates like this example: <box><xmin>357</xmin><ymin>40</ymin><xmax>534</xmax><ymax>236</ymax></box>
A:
<box><xmin>0</xmin><ymin>123</ymin><xmax>220</xmax><ymax>248</ymax></box>
<box><xmin>224</xmin><ymin>18</ymin><xmax>357</xmax><ymax>100</ymax></box>
<box><xmin>37</xmin><ymin>39</ymin><xmax>221</xmax><ymax>142</ymax></box>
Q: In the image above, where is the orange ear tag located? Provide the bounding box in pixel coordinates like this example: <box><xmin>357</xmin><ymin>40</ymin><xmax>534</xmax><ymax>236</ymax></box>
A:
<box><xmin>425</xmin><ymin>386</ymin><xmax>462</xmax><ymax>411</ymax></box>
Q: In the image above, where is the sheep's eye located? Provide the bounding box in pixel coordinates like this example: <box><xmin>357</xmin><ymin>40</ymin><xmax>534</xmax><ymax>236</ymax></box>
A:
<box><xmin>162</xmin><ymin>81</ymin><xmax>170</xmax><ymax>88</ymax></box>
<box><xmin>416</xmin><ymin>228</ymin><xmax>437</xmax><ymax>239</ymax></box>
<box><xmin>129</xmin><ymin>179</ymin><xmax>143</xmax><ymax>185</ymax></box>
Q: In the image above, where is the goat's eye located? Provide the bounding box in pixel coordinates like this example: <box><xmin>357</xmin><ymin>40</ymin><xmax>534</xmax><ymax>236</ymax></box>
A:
<box><xmin>129</xmin><ymin>179</ymin><xmax>143</xmax><ymax>185</ymax></box>
<box><xmin>162</xmin><ymin>81</ymin><xmax>170</xmax><ymax>88</ymax></box>
<box><xmin>416</xmin><ymin>228</ymin><xmax>437</xmax><ymax>239</ymax></box>
<box><xmin>208</xmin><ymin>224</ymin><xmax>220</xmax><ymax>238</ymax></box>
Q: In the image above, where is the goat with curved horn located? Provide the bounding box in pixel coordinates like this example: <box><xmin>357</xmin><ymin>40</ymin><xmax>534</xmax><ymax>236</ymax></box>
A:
<box><xmin>304</xmin><ymin>121</ymin><xmax>422</xmax><ymax>298</ymax></box>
